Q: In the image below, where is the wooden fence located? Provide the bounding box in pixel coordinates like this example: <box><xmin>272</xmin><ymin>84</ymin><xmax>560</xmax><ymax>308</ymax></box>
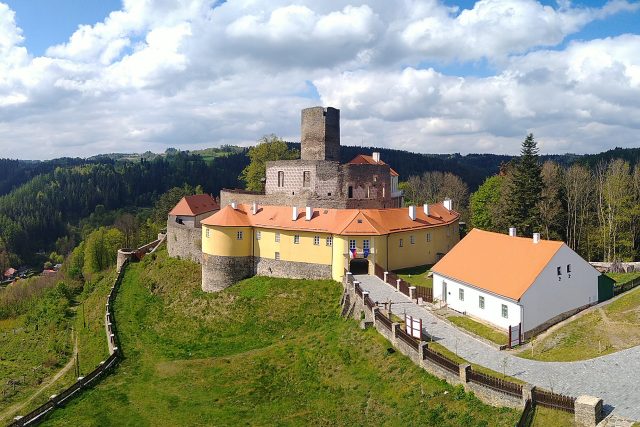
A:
<box><xmin>363</xmin><ymin>293</ymin><xmax>375</xmax><ymax>309</ymax></box>
<box><xmin>613</xmin><ymin>276</ymin><xmax>640</xmax><ymax>296</ymax></box>
<box><xmin>355</xmin><ymin>282</ymin><xmax>362</xmax><ymax>297</ymax></box>
<box><xmin>423</xmin><ymin>347</ymin><xmax>459</xmax><ymax>374</ymax></box>
<box><xmin>395</xmin><ymin>324</ymin><xmax>419</xmax><ymax>351</ymax></box>
<box><xmin>517</xmin><ymin>399</ymin><xmax>534</xmax><ymax>427</ymax></box>
<box><xmin>375</xmin><ymin>310</ymin><xmax>393</xmax><ymax>330</ymax></box>
<box><xmin>532</xmin><ymin>388</ymin><xmax>576</xmax><ymax>413</ymax></box>
<box><xmin>374</xmin><ymin>263</ymin><xmax>433</xmax><ymax>303</ymax></box>
<box><xmin>415</xmin><ymin>286</ymin><xmax>433</xmax><ymax>303</ymax></box>
<box><xmin>467</xmin><ymin>369</ymin><xmax>522</xmax><ymax>397</ymax></box>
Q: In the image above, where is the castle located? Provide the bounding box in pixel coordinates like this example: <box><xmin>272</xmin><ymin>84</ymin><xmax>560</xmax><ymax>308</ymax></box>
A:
<box><xmin>167</xmin><ymin>106</ymin><xmax>460</xmax><ymax>291</ymax></box>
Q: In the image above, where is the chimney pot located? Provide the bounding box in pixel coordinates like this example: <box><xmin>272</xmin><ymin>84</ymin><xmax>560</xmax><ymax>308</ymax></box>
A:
<box><xmin>443</xmin><ymin>198</ymin><xmax>453</xmax><ymax>211</ymax></box>
<box><xmin>252</xmin><ymin>202</ymin><xmax>258</xmax><ymax>215</ymax></box>
<box><xmin>423</xmin><ymin>203</ymin><xmax>430</xmax><ymax>216</ymax></box>
<box><xmin>305</xmin><ymin>206</ymin><xmax>312</xmax><ymax>221</ymax></box>
<box><xmin>292</xmin><ymin>206</ymin><xmax>299</xmax><ymax>221</ymax></box>
<box><xmin>533</xmin><ymin>233</ymin><xmax>541</xmax><ymax>244</ymax></box>
<box><xmin>509</xmin><ymin>227</ymin><xmax>516</xmax><ymax>237</ymax></box>
<box><xmin>409</xmin><ymin>205</ymin><xmax>417</xmax><ymax>221</ymax></box>
<box><xmin>372</xmin><ymin>152</ymin><xmax>381</xmax><ymax>163</ymax></box>
<box><xmin>231</xmin><ymin>202</ymin><xmax>237</xmax><ymax>210</ymax></box>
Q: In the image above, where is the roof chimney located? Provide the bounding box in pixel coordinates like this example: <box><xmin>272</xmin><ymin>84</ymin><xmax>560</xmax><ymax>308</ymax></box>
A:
<box><xmin>423</xmin><ymin>203</ymin><xmax>430</xmax><ymax>216</ymax></box>
<box><xmin>443</xmin><ymin>198</ymin><xmax>453</xmax><ymax>211</ymax></box>
<box><xmin>305</xmin><ymin>206</ymin><xmax>312</xmax><ymax>221</ymax></box>
<box><xmin>252</xmin><ymin>202</ymin><xmax>258</xmax><ymax>215</ymax></box>
<box><xmin>231</xmin><ymin>202</ymin><xmax>237</xmax><ymax>210</ymax></box>
<box><xmin>292</xmin><ymin>206</ymin><xmax>299</xmax><ymax>221</ymax></box>
<box><xmin>509</xmin><ymin>227</ymin><xmax>516</xmax><ymax>237</ymax></box>
<box><xmin>372</xmin><ymin>152</ymin><xmax>381</xmax><ymax>163</ymax></box>
<box><xmin>409</xmin><ymin>205</ymin><xmax>417</xmax><ymax>221</ymax></box>
<box><xmin>533</xmin><ymin>233</ymin><xmax>541</xmax><ymax>244</ymax></box>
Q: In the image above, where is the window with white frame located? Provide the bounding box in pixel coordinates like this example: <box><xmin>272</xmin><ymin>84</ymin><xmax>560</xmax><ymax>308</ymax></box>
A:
<box><xmin>459</xmin><ymin>288</ymin><xmax>464</xmax><ymax>301</ymax></box>
<box><xmin>313</xmin><ymin>236</ymin><xmax>320</xmax><ymax>245</ymax></box>
<box><xmin>275</xmin><ymin>232</ymin><xmax>280</xmax><ymax>243</ymax></box>
<box><xmin>275</xmin><ymin>251</ymin><xmax>280</xmax><ymax>260</ymax></box>
<box><xmin>426</xmin><ymin>233</ymin><xmax>431</xmax><ymax>242</ymax></box>
<box><xmin>294</xmin><ymin>235</ymin><xmax>300</xmax><ymax>244</ymax></box>
<box><xmin>349</xmin><ymin>239</ymin><xmax>356</xmax><ymax>251</ymax></box>
<box><xmin>205</xmin><ymin>228</ymin><xmax>210</xmax><ymax>238</ymax></box>
<box><xmin>410</xmin><ymin>235</ymin><xmax>415</xmax><ymax>245</ymax></box>
<box><xmin>479</xmin><ymin>295</ymin><xmax>485</xmax><ymax>309</ymax></box>
<box><xmin>256</xmin><ymin>231</ymin><xmax>261</xmax><ymax>240</ymax></box>
<box><xmin>237</xmin><ymin>231</ymin><xmax>243</xmax><ymax>240</ymax></box>
<box><xmin>399</xmin><ymin>238</ymin><xmax>404</xmax><ymax>247</ymax></box>
<box><xmin>363</xmin><ymin>239</ymin><xmax>370</xmax><ymax>251</ymax></box>
<box><xmin>501</xmin><ymin>304</ymin><xmax>508</xmax><ymax>318</ymax></box>
<box><xmin>326</xmin><ymin>236</ymin><xmax>333</xmax><ymax>246</ymax></box>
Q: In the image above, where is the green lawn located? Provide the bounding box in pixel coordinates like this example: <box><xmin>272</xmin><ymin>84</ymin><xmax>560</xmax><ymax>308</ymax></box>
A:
<box><xmin>606</xmin><ymin>272</ymin><xmax>640</xmax><ymax>285</ymax></box>
<box><xmin>518</xmin><ymin>286</ymin><xmax>640</xmax><ymax>361</ymax></box>
<box><xmin>395</xmin><ymin>265</ymin><xmax>433</xmax><ymax>289</ymax></box>
<box><xmin>44</xmin><ymin>250</ymin><xmax>519</xmax><ymax>426</ymax></box>
<box><xmin>447</xmin><ymin>316</ymin><xmax>508</xmax><ymax>346</ymax></box>
<box><xmin>531</xmin><ymin>405</ymin><xmax>573</xmax><ymax>426</ymax></box>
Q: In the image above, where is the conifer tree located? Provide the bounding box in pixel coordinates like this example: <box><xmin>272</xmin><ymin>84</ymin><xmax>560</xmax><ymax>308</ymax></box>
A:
<box><xmin>505</xmin><ymin>134</ymin><xmax>544</xmax><ymax>236</ymax></box>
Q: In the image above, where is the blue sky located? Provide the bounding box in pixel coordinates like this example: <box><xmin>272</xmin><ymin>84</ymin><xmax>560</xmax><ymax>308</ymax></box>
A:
<box><xmin>0</xmin><ymin>0</ymin><xmax>638</xmax><ymax>159</ymax></box>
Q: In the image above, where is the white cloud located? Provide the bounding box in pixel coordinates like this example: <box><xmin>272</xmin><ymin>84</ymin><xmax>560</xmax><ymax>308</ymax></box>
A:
<box><xmin>0</xmin><ymin>0</ymin><xmax>638</xmax><ymax>159</ymax></box>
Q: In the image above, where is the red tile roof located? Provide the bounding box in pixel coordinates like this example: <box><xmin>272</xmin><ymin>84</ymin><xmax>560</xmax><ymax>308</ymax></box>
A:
<box><xmin>202</xmin><ymin>203</ymin><xmax>458</xmax><ymax>235</ymax></box>
<box><xmin>4</xmin><ymin>268</ymin><xmax>16</xmax><ymax>277</ymax></box>
<box><xmin>432</xmin><ymin>229</ymin><xmax>565</xmax><ymax>301</ymax></box>
<box><xmin>348</xmin><ymin>154</ymin><xmax>399</xmax><ymax>177</ymax></box>
<box><xmin>169</xmin><ymin>194</ymin><xmax>219</xmax><ymax>216</ymax></box>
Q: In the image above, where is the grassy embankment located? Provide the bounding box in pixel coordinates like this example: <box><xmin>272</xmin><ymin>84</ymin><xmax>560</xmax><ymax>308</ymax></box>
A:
<box><xmin>606</xmin><ymin>272</ymin><xmax>640</xmax><ymax>285</ymax></box>
<box><xmin>45</xmin><ymin>250</ymin><xmax>519</xmax><ymax>426</ymax></box>
<box><xmin>0</xmin><ymin>271</ymin><xmax>116</xmax><ymax>423</ymax></box>
<box><xmin>518</xmin><ymin>286</ymin><xmax>640</xmax><ymax>361</ymax></box>
<box><xmin>446</xmin><ymin>316</ymin><xmax>508</xmax><ymax>346</ymax></box>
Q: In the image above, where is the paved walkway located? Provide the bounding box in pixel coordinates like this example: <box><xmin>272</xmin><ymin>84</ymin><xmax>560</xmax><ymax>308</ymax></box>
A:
<box><xmin>354</xmin><ymin>274</ymin><xmax>640</xmax><ymax>420</ymax></box>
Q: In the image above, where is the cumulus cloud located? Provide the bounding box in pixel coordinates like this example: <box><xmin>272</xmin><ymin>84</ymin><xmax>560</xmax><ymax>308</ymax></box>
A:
<box><xmin>0</xmin><ymin>0</ymin><xmax>638</xmax><ymax>159</ymax></box>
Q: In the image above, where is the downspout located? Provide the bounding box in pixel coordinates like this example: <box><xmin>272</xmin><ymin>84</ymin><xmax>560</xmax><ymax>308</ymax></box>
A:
<box><xmin>386</xmin><ymin>234</ymin><xmax>389</xmax><ymax>271</ymax></box>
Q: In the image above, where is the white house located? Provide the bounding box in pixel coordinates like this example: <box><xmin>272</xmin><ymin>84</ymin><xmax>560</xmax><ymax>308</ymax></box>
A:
<box><xmin>431</xmin><ymin>228</ymin><xmax>601</xmax><ymax>339</ymax></box>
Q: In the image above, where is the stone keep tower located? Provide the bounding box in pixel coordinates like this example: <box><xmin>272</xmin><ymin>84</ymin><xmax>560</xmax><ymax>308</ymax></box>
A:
<box><xmin>301</xmin><ymin>106</ymin><xmax>340</xmax><ymax>161</ymax></box>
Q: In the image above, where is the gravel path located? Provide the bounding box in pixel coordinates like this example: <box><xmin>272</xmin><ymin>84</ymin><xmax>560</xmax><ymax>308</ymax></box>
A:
<box><xmin>354</xmin><ymin>274</ymin><xmax>640</xmax><ymax>420</ymax></box>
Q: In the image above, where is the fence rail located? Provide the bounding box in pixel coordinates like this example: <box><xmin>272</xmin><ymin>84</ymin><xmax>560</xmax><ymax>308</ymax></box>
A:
<box><xmin>363</xmin><ymin>293</ymin><xmax>375</xmax><ymax>309</ymax></box>
<box><xmin>415</xmin><ymin>286</ymin><xmax>433</xmax><ymax>303</ymax></box>
<box><xmin>395</xmin><ymin>325</ymin><xmax>420</xmax><ymax>351</ymax></box>
<box><xmin>355</xmin><ymin>282</ymin><xmax>362</xmax><ymax>297</ymax></box>
<box><xmin>532</xmin><ymin>388</ymin><xmax>576</xmax><ymax>413</ymax></box>
<box><xmin>467</xmin><ymin>369</ymin><xmax>522</xmax><ymax>397</ymax></box>
<box><xmin>375</xmin><ymin>310</ymin><xmax>392</xmax><ymax>330</ymax></box>
<box><xmin>613</xmin><ymin>277</ymin><xmax>640</xmax><ymax>296</ymax></box>
<box><xmin>424</xmin><ymin>347</ymin><xmax>459</xmax><ymax>374</ymax></box>
<box><xmin>374</xmin><ymin>263</ymin><xmax>385</xmax><ymax>280</ymax></box>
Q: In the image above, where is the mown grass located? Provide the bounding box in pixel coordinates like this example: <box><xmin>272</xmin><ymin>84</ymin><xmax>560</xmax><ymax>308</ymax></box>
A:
<box><xmin>45</xmin><ymin>249</ymin><xmax>519</xmax><ymax>426</ymax></box>
<box><xmin>606</xmin><ymin>272</ymin><xmax>640</xmax><ymax>285</ymax></box>
<box><xmin>395</xmin><ymin>265</ymin><xmax>433</xmax><ymax>289</ymax></box>
<box><xmin>531</xmin><ymin>405</ymin><xmax>573</xmax><ymax>427</ymax></box>
<box><xmin>447</xmin><ymin>316</ymin><xmax>508</xmax><ymax>346</ymax></box>
<box><xmin>518</xmin><ymin>286</ymin><xmax>640</xmax><ymax>361</ymax></box>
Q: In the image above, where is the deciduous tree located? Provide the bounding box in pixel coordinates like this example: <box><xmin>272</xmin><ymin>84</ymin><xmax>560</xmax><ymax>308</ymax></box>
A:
<box><xmin>240</xmin><ymin>135</ymin><xmax>299</xmax><ymax>192</ymax></box>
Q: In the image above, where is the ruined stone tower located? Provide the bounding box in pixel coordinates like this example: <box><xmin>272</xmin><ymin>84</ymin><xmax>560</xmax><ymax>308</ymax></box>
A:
<box><xmin>301</xmin><ymin>106</ymin><xmax>340</xmax><ymax>161</ymax></box>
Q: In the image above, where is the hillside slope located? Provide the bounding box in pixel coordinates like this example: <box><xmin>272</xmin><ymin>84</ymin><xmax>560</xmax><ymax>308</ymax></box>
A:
<box><xmin>44</xmin><ymin>250</ymin><xmax>518</xmax><ymax>426</ymax></box>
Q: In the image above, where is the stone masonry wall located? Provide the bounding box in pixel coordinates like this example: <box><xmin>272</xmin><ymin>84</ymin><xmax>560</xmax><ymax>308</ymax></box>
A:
<box><xmin>255</xmin><ymin>257</ymin><xmax>332</xmax><ymax>280</ymax></box>
<box><xmin>202</xmin><ymin>253</ymin><xmax>254</xmax><ymax>292</ymax></box>
<box><xmin>167</xmin><ymin>218</ymin><xmax>202</xmax><ymax>264</ymax></box>
<box><xmin>301</xmin><ymin>107</ymin><xmax>340</xmax><ymax>161</ymax></box>
<box><xmin>264</xmin><ymin>160</ymin><xmax>341</xmax><ymax>198</ymax></box>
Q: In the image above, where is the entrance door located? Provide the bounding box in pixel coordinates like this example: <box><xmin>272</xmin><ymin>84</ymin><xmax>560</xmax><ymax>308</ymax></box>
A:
<box><xmin>349</xmin><ymin>259</ymin><xmax>369</xmax><ymax>275</ymax></box>
<box><xmin>442</xmin><ymin>281</ymin><xmax>448</xmax><ymax>303</ymax></box>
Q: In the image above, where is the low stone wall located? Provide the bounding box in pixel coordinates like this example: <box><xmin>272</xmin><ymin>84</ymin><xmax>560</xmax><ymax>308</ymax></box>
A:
<box><xmin>202</xmin><ymin>254</ymin><xmax>254</xmax><ymax>292</ymax></box>
<box><xmin>167</xmin><ymin>220</ymin><xmax>202</xmax><ymax>264</ymax></box>
<box><xmin>255</xmin><ymin>257</ymin><xmax>331</xmax><ymax>280</ymax></box>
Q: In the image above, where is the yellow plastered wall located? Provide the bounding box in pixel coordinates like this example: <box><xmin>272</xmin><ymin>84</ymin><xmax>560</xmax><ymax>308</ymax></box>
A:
<box><xmin>254</xmin><ymin>228</ymin><xmax>333</xmax><ymax>265</ymax></box>
<box><xmin>387</xmin><ymin>223</ymin><xmax>459</xmax><ymax>270</ymax></box>
<box><xmin>202</xmin><ymin>225</ymin><xmax>252</xmax><ymax>257</ymax></box>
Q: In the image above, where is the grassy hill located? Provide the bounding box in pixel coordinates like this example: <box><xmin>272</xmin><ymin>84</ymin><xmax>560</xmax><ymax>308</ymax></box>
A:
<box><xmin>44</xmin><ymin>250</ymin><xmax>518</xmax><ymax>426</ymax></box>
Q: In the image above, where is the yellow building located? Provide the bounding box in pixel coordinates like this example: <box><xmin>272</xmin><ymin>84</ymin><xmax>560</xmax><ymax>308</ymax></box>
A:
<box><xmin>200</xmin><ymin>201</ymin><xmax>460</xmax><ymax>292</ymax></box>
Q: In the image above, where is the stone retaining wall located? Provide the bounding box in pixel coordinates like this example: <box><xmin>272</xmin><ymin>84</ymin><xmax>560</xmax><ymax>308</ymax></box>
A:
<box><xmin>167</xmin><ymin>220</ymin><xmax>202</xmax><ymax>264</ymax></box>
<box><xmin>255</xmin><ymin>257</ymin><xmax>331</xmax><ymax>280</ymax></box>
<box><xmin>202</xmin><ymin>254</ymin><xmax>254</xmax><ymax>292</ymax></box>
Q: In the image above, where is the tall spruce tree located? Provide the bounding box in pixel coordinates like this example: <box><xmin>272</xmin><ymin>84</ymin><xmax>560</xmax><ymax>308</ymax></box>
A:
<box><xmin>505</xmin><ymin>134</ymin><xmax>544</xmax><ymax>236</ymax></box>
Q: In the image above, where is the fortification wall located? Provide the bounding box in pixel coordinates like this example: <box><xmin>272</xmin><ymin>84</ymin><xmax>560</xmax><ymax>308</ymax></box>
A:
<box><xmin>202</xmin><ymin>253</ymin><xmax>254</xmax><ymax>292</ymax></box>
<box><xmin>301</xmin><ymin>107</ymin><xmax>340</xmax><ymax>161</ymax></box>
<box><xmin>255</xmin><ymin>258</ymin><xmax>331</xmax><ymax>280</ymax></box>
<box><xmin>265</xmin><ymin>160</ymin><xmax>341</xmax><ymax>198</ymax></box>
<box><xmin>167</xmin><ymin>218</ymin><xmax>202</xmax><ymax>264</ymax></box>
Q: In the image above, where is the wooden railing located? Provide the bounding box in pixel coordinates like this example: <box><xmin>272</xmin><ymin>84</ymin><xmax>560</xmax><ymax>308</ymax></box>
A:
<box><xmin>423</xmin><ymin>347</ymin><xmax>459</xmax><ymax>374</ymax></box>
<box><xmin>395</xmin><ymin>325</ymin><xmax>419</xmax><ymax>351</ymax></box>
<box><xmin>375</xmin><ymin>310</ymin><xmax>392</xmax><ymax>330</ymax></box>
<box><xmin>532</xmin><ymin>388</ymin><xmax>576</xmax><ymax>413</ymax></box>
<box><xmin>415</xmin><ymin>286</ymin><xmax>433</xmax><ymax>303</ymax></box>
<box><xmin>363</xmin><ymin>293</ymin><xmax>375</xmax><ymax>309</ymax></box>
<box><xmin>467</xmin><ymin>369</ymin><xmax>522</xmax><ymax>397</ymax></box>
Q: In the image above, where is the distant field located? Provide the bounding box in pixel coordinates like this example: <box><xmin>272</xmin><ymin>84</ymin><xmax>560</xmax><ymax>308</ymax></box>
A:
<box><xmin>45</xmin><ymin>250</ymin><xmax>518</xmax><ymax>426</ymax></box>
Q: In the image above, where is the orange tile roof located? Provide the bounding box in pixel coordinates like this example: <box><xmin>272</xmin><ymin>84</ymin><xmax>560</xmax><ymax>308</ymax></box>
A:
<box><xmin>169</xmin><ymin>194</ymin><xmax>219</xmax><ymax>216</ymax></box>
<box><xmin>348</xmin><ymin>154</ymin><xmax>399</xmax><ymax>177</ymax></box>
<box><xmin>431</xmin><ymin>229</ymin><xmax>564</xmax><ymax>301</ymax></box>
<box><xmin>202</xmin><ymin>203</ymin><xmax>458</xmax><ymax>235</ymax></box>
